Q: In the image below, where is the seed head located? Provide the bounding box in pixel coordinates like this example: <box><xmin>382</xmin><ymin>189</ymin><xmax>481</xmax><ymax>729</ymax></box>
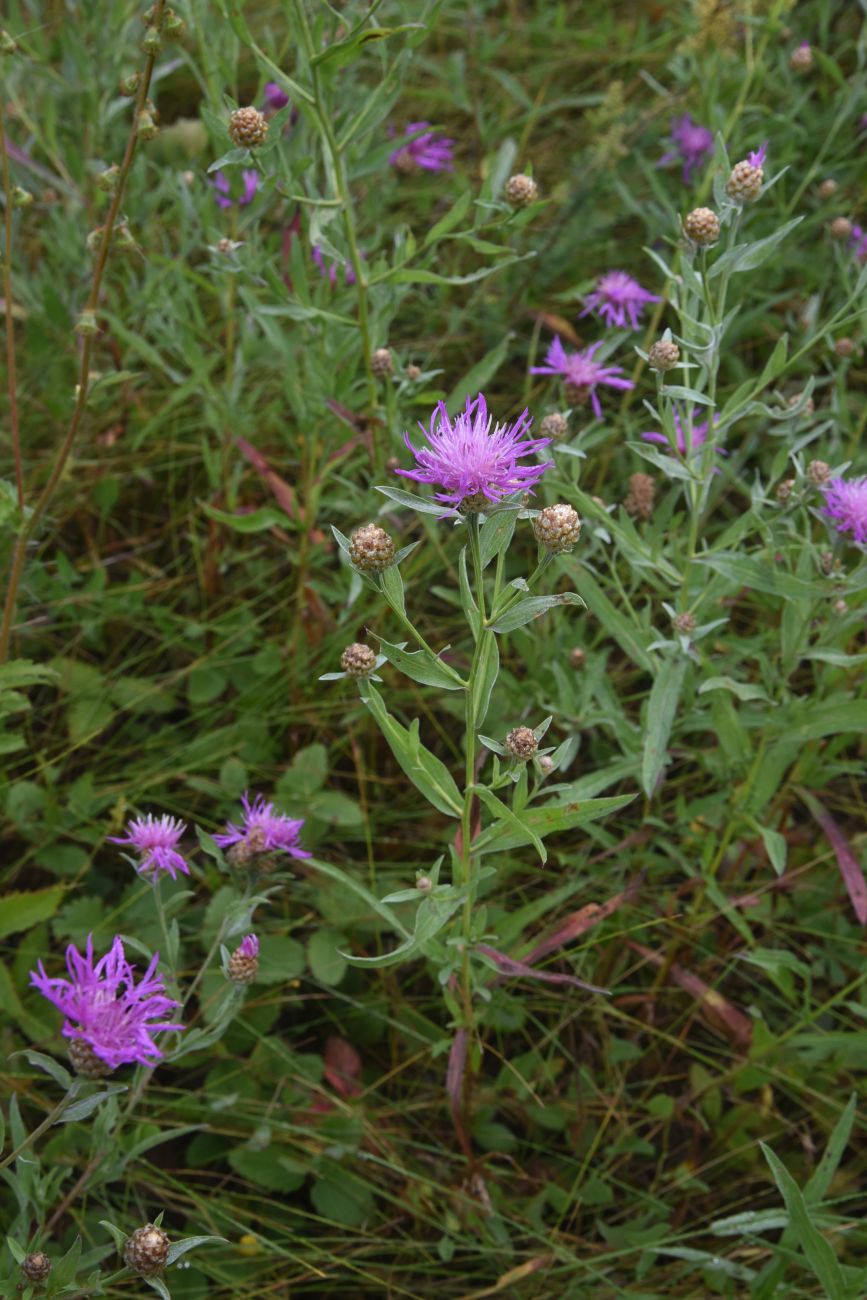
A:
<box><xmin>124</xmin><ymin>1224</ymin><xmax>170</xmax><ymax>1277</ymax></box>
<box><xmin>807</xmin><ymin>459</ymin><xmax>832</xmax><ymax>486</ymax></box>
<box><xmin>818</xmin><ymin>179</ymin><xmax>838</xmax><ymax>200</ymax></box>
<box><xmin>684</xmin><ymin>207</ymin><xmax>720</xmax><ymax>245</ymax></box>
<box><xmin>539</xmin><ymin>412</ymin><xmax>569</xmax><ymax>441</ymax></box>
<box><xmin>648</xmin><ymin>339</ymin><xmax>680</xmax><ymax>372</ymax></box>
<box><xmin>829</xmin><ymin>216</ymin><xmax>852</xmax><ymax>241</ymax></box>
<box><xmin>21</xmin><ymin>1252</ymin><xmax>52</xmax><ymax>1285</ymax></box>
<box><xmin>624</xmin><ymin>472</ymin><xmax>655</xmax><ymax>521</ymax></box>
<box><xmin>340</xmin><ymin>643</ymin><xmax>377</xmax><ymax>678</ymax></box>
<box><xmin>348</xmin><ymin>523</ymin><xmax>395</xmax><ymax>573</ymax></box>
<box><xmin>504</xmin><ymin>173</ymin><xmax>538</xmax><ymax>207</ymax></box>
<box><xmin>672</xmin><ymin>611</ymin><xmax>696</xmax><ymax>635</ymax></box>
<box><xmin>789</xmin><ymin>42</ymin><xmax>813</xmax><ymax>72</ymax></box>
<box><xmin>834</xmin><ymin>337</ymin><xmax>855</xmax><ymax>358</ymax></box>
<box><xmin>228</xmin><ymin>106</ymin><xmax>268</xmax><ymax>148</ymax></box>
<box><xmin>532</xmin><ymin>503</ymin><xmax>582</xmax><ymax>553</ymax></box>
<box><xmin>370</xmin><ymin>347</ymin><xmax>393</xmax><ymax>377</ymax></box>
<box><xmin>570</xmin><ymin>647</ymin><xmax>586</xmax><ymax>669</ymax></box>
<box><xmin>776</xmin><ymin>478</ymin><xmax>795</xmax><ymax>502</ymax></box>
<box><xmin>726</xmin><ymin>159</ymin><xmax>763</xmax><ymax>204</ymax></box>
<box><xmin>505</xmin><ymin>726</ymin><xmax>538</xmax><ymax>761</ymax></box>
<box><xmin>68</xmin><ymin>1037</ymin><xmax>113</xmax><ymax>1079</ymax></box>
<box><xmin>227</xmin><ymin>935</ymin><xmax>259</xmax><ymax>985</ymax></box>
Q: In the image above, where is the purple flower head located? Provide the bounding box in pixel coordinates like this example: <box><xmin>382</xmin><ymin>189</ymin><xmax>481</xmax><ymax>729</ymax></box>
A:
<box><xmin>30</xmin><ymin>935</ymin><xmax>183</xmax><ymax>1070</ymax></box>
<box><xmin>642</xmin><ymin>410</ymin><xmax>721</xmax><ymax>457</ymax></box>
<box><xmin>389</xmin><ymin>122</ymin><xmax>454</xmax><ymax>174</ymax></box>
<box><xmin>312</xmin><ymin>245</ymin><xmax>358</xmax><ymax>286</ymax></box>
<box><xmin>859</xmin><ymin>114</ymin><xmax>867</xmax><ymax>134</ymax></box>
<box><xmin>109</xmin><ymin>814</ymin><xmax>190</xmax><ymax>881</ymax></box>
<box><xmin>747</xmin><ymin>141</ymin><xmax>769</xmax><ymax>169</ymax></box>
<box><xmin>263</xmin><ymin>82</ymin><xmax>290</xmax><ymax>112</ymax></box>
<box><xmin>822</xmin><ymin>477</ymin><xmax>867</xmax><ymax>544</ymax></box>
<box><xmin>214</xmin><ymin>792</ymin><xmax>310</xmax><ymax>859</ymax></box>
<box><xmin>211</xmin><ymin>169</ymin><xmax>259</xmax><ymax>210</ymax></box>
<box><xmin>849</xmin><ymin>224</ymin><xmax>867</xmax><ymax>262</ymax></box>
<box><xmin>659</xmin><ymin>114</ymin><xmax>714</xmax><ymax>182</ymax></box>
<box><xmin>236</xmin><ymin>934</ymin><xmax>259</xmax><ymax>959</ymax></box>
<box><xmin>581</xmin><ymin>271</ymin><xmax>661</xmax><ymax>331</ymax></box>
<box><xmin>530</xmin><ymin>337</ymin><xmax>635</xmax><ymax>419</ymax></box>
<box><xmin>395</xmin><ymin>393</ymin><xmax>554</xmax><ymax>509</ymax></box>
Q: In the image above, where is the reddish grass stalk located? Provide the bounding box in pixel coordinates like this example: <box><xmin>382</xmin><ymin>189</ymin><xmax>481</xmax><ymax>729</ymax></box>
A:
<box><xmin>0</xmin><ymin>5</ymin><xmax>166</xmax><ymax>665</ymax></box>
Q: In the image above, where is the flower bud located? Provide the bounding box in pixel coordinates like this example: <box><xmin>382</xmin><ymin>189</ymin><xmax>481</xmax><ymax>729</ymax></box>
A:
<box><xmin>786</xmin><ymin>392</ymin><xmax>814</xmax><ymax>416</ymax></box>
<box><xmin>163</xmin><ymin>8</ymin><xmax>186</xmax><ymax>39</ymax></box>
<box><xmin>624</xmin><ymin>472</ymin><xmax>655</xmax><ymax>521</ymax></box>
<box><xmin>539</xmin><ymin>412</ymin><xmax>569</xmax><ymax>441</ymax></box>
<box><xmin>21</xmin><ymin>1252</ymin><xmax>52</xmax><ymax>1285</ymax></box>
<box><xmin>504</xmin><ymin>173</ymin><xmax>538</xmax><ymax>207</ymax></box>
<box><xmin>348</xmin><ymin>523</ymin><xmax>395</xmax><ymax>573</ymax></box>
<box><xmin>68</xmin><ymin>1037</ymin><xmax>112</xmax><ymax>1078</ymax></box>
<box><xmin>532</xmin><ymin>503</ymin><xmax>582</xmax><ymax>554</ymax></box>
<box><xmin>818</xmin><ymin>179</ymin><xmax>838</xmax><ymax>200</ymax></box>
<box><xmin>119</xmin><ymin>72</ymin><xmax>141</xmax><ymax>96</ymax></box>
<box><xmin>415</xmin><ymin>875</ymin><xmax>433</xmax><ymax>892</ymax></box>
<box><xmin>538</xmin><ymin>754</ymin><xmax>555</xmax><ymax>776</ymax></box>
<box><xmin>1</xmin><ymin>29</ymin><xmax>18</xmax><ymax>54</ymax></box>
<box><xmin>227</xmin><ymin>935</ymin><xmax>259</xmax><ymax>984</ymax></box>
<box><xmin>370</xmin><ymin>347</ymin><xmax>393</xmax><ymax>377</ymax></box>
<box><xmin>75</xmin><ymin>310</ymin><xmax>100</xmax><ymax>337</ymax></box>
<box><xmin>807</xmin><ymin>459</ymin><xmax>831</xmax><ymax>486</ymax></box>
<box><xmin>726</xmin><ymin>159</ymin><xmax>763</xmax><ymax>203</ymax></box>
<box><xmin>672</xmin><ymin>611</ymin><xmax>696</xmax><ymax>635</ymax></box>
<box><xmin>340</xmin><ymin>643</ymin><xmax>377</xmax><ymax>678</ymax></box>
<box><xmin>505</xmin><ymin>726</ymin><xmax>538</xmax><ymax>761</ymax></box>
<box><xmin>829</xmin><ymin>217</ymin><xmax>852</xmax><ymax>241</ymax></box>
<box><xmin>141</xmin><ymin>25</ymin><xmax>163</xmax><ymax>55</ymax></box>
<box><xmin>776</xmin><ymin>478</ymin><xmax>795</xmax><ymax>502</ymax></box>
<box><xmin>648</xmin><ymin>339</ymin><xmax>680</xmax><ymax>371</ymax></box>
<box><xmin>124</xmin><ymin>1224</ymin><xmax>170</xmax><ymax>1277</ymax></box>
<box><xmin>834</xmin><ymin>337</ymin><xmax>854</xmax><ymax>358</ymax></box>
<box><xmin>137</xmin><ymin>110</ymin><xmax>159</xmax><ymax>141</ymax></box>
<box><xmin>789</xmin><ymin>41</ymin><xmax>813</xmax><ymax>72</ymax></box>
<box><xmin>833</xmin><ymin>598</ymin><xmax>847</xmax><ymax>614</ymax></box>
<box><xmin>228</xmin><ymin>106</ymin><xmax>268</xmax><ymax>148</ymax></box>
<box><xmin>97</xmin><ymin>164</ymin><xmax>121</xmax><ymax>193</ymax></box>
<box><xmin>570</xmin><ymin>647</ymin><xmax>585</xmax><ymax>669</ymax></box>
<box><xmin>406</xmin><ymin>364</ymin><xmax>421</xmax><ymax>381</ymax></box>
<box><xmin>684</xmin><ymin>206</ymin><xmax>720</xmax><ymax>246</ymax></box>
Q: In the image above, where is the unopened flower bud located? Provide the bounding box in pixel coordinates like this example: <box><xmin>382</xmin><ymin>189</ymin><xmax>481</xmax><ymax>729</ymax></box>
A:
<box><xmin>163</xmin><ymin>8</ymin><xmax>186</xmax><ymax>39</ymax></box>
<box><xmin>68</xmin><ymin>1037</ymin><xmax>112</xmax><ymax>1078</ymax></box>
<box><xmin>648</xmin><ymin>339</ymin><xmax>680</xmax><ymax>371</ymax></box>
<box><xmin>820</xmin><ymin>551</ymin><xmax>835</xmax><ymax>575</ymax></box>
<box><xmin>807</xmin><ymin>459</ymin><xmax>831</xmax><ymax>486</ymax></box>
<box><xmin>786</xmin><ymin>392</ymin><xmax>814</xmax><ymax>416</ymax></box>
<box><xmin>415</xmin><ymin>875</ymin><xmax>433</xmax><ymax>892</ymax></box>
<box><xmin>141</xmin><ymin>25</ymin><xmax>163</xmax><ymax>55</ymax></box>
<box><xmin>570</xmin><ymin>647</ymin><xmax>586</xmax><ymax>669</ymax></box>
<box><xmin>11</xmin><ymin>185</ymin><xmax>32</xmax><ymax>208</ymax></box>
<box><xmin>684</xmin><ymin>207</ymin><xmax>720</xmax><ymax>245</ymax></box>
<box><xmin>818</xmin><ymin>179</ymin><xmax>838</xmax><ymax>200</ymax></box>
<box><xmin>564</xmin><ymin>381</ymin><xmax>591</xmax><ymax>407</ymax></box>
<box><xmin>75</xmin><ymin>309</ymin><xmax>100</xmax><ymax>337</ymax></box>
<box><xmin>21</xmin><ymin>1252</ymin><xmax>52</xmax><ymax>1285</ymax></box>
<box><xmin>119</xmin><ymin>72</ymin><xmax>141</xmax><ymax>96</ymax></box>
<box><xmin>624</xmin><ymin>472</ymin><xmax>655</xmax><ymax>521</ymax></box>
<box><xmin>833</xmin><ymin>598</ymin><xmax>847</xmax><ymax>614</ymax></box>
<box><xmin>124</xmin><ymin>1224</ymin><xmax>170</xmax><ymax>1277</ymax></box>
<box><xmin>672</xmin><ymin>612</ymin><xmax>696</xmax><ymax>635</ymax></box>
<box><xmin>227</xmin><ymin>935</ymin><xmax>259</xmax><ymax>984</ymax></box>
<box><xmin>504</xmin><ymin>173</ymin><xmax>538</xmax><ymax>207</ymax></box>
<box><xmin>533</xmin><ymin>503</ymin><xmax>582</xmax><ymax>553</ymax></box>
<box><xmin>0</xmin><ymin>29</ymin><xmax>19</xmax><ymax>54</ymax></box>
<box><xmin>539</xmin><ymin>412</ymin><xmax>569</xmax><ymax>441</ymax></box>
<box><xmin>370</xmin><ymin>347</ymin><xmax>393</xmax><ymax>377</ymax></box>
<box><xmin>789</xmin><ymin>41</ymin><xmax>813</xmax><ymax>72</ymax></box>
<box><xmin>228</xmin><ymin>106</ymin><xmax>268</xmax><ymax>148</ymax></box>
<box><xmin>340</xmin><ymin>643</ymin><xmax>377</xmax><ymax>678</ymax></box>
<box><xmin>348</xmin><ymin>523</ymin><xmax>395</xmax><ymax>573</ymax></box>
<box><xmin>776</xmin><ymin>478</ymin><xmax>795</xmax><ymax>502</ymax></box>
<box><xmin>829</xmin><ymin>217</ymin><xmax>852</xmax><ymax>241</ymax></box>
<box><xmin>538</xmin><ymin>754</ymin><xmax>555</xmax><ymax>776</ymax></box>
<box><xmin>726</xmin><ymin>159</ymin><xmax>763</xmax><ymax>203</ymax></box>
<box><xmin>505</xmin><ymin>726</ymin><xmax>538</xmax><ymax>761</ymax></box>
<box><xmin>834</xmin><ymin>337</ymin><xmax>854</xmax><ymax>358</ymax></box>
<box><xmin>97</xmin><ymin>164</ymin><xmax>120</xmax><ymax>193</ymax></box>
<box><xmin>406</xmin><ymin>364</ymin><xmax>421</xmax><ymax>381</ymax></box>
<box><xmin>137</xmin><ymin>110</ymin><xmax>159</xmax><ymax>141</ymax></box>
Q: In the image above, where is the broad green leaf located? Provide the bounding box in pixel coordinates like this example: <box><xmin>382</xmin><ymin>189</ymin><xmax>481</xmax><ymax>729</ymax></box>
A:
<box><xmin>362</xmin><ymin>683</ymin><xmax>463</xmax><ymax>817</ymax></box>
<box><xmin>0</xmin><ymin>886</ymin><xmax>66</xmax><ymax>939</ymax></box>
<box><xmin>306</xmin><ymin>857</ymin><xmax>410</xmax><ymax>939</ymax></box>
<box><xmin>373</xmin><ymin>635</ymin><xmax>465</xmax><ymax>690</ymax></box>
<box><xmin>490</xmin><ymin>591</ymin><xmax>584</xmax><ymax>633</ymax></box>
<box><xmin>424</xmin><ymin>189</ymin><xmax>473</xmax><ymax>248</ymax></box>
<box><xmin>642</xmin><ymin>659</ymin><xmax>688</xmax><ymax>797</ymax></box>
<box><xmin>479</xmin><ymin>508</ymin><xmax>518</xmax><ymax>569</ymax></box>
<box><xmin>474</xmin><ymin>794</ymin><xmax>634</xmax><ymax>855</ymax></box>
<box><xmin>699</xmin><ymin>676</ymin><xmax>773</xmax><ymax>704</ymax></box>
<box><xmin>709</xmin><ymin>217</ymin><xmax>804</xmax><ymax>278</ymax></box>
<box><xmin>307</xmin><ymin>929</ymin><xmax>348</xmax><ymax>986</ymax></box>
<box><xmin>375</xmin><ymin>484</ymin><xmax>447</xmax><ymax>516</ymax></box>
<box><xmin>341</xmin><ymin>892</ymin><xmax>463</xmax><ymax>968</ymax></box>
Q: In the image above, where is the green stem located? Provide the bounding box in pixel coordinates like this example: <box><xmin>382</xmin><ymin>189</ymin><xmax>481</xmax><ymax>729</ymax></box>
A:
<box><xmin>0</xmin><ymin>1091</ymin><xmax>74</xmax><ymax>1170</ymax></box>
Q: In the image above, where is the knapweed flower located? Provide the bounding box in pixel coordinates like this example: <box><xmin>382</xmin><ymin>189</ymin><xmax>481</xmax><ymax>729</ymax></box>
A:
<box><xmin>530</xmin><ymin>337</ymin><xmax>634</xmax><ymax>418</ymax></box>
<box><xmin>214</xmin><ymin>792</ymin><xmax>310</xmax><ymax>859</ymax></box>
<box><xmin>849</xmin><ymin>225</ymin><xmax>867</xmax><ymax>262</ymax></box>
<box><xmin>642</xmin><ymin>410</ymin><xmax>717</xmax><ymax>456</ymax></box>
<box><xmin>659</xmin><ymin>114</ymin><xmax>714</xmax><ymax>182</ymax></box>
<box><xmin>581</xmin><ymin>271</ymin><xmax>661</xmax><ymax>331</ymax></box>
<box><xmin>389</xmin><ymin>122</ymin><xmax>454</xmax><ymax>174</ymax></box>
<box><xmin>210</xmin><ymin>168</ymin><xmax>258</xmax><ymax>209</ymax></box>
<box><xmin>822</xmin><ymin>477</ymin><xmax>867</xmax><ymax>543</ymax></box>
<box><xmin>747</xmin><ymin>142</ymin><xmax>768</xmax><ymax>169</ymax></box>
<box><xmin>395</xmin><ymin>393</ymin><xmax>553</xmax><ymax>509</ymax></box>
<box><xmin>312</xmin><ymin>245</ymin><xmax>358</xmax><ymax>286</ymax></box>
<box><xmin>227</xmin><ymin>934</ymin><xmax>259</xmax><ymax>984</ymax></box>
<box><xmin>263</xmin><ymin>82</ymin><xmax>290</xmax><ymax>112</ymax></box>
<box><xmin>30</xmin><ymin>935</ymin><xmax>183</xmax><ymax>1070</ymax></box>
<box><xmin>110</xmin><ymin>814</ymin><xmax>190</xmax><ymax>881</ymax></box>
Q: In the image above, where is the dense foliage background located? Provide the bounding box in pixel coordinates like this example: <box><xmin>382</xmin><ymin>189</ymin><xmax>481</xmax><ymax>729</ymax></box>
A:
<box><xmin>1</xmin><ymin>0</ymin><xmax>866</xmax><ymax>1295</ymax></box>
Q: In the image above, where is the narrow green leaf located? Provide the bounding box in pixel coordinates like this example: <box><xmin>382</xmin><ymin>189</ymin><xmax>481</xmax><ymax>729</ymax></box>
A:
<box><xmin>373</xmin><ymin>636</ymin><xmax>465</xmax><ymax>690</ymax></box>
<box><xmin>200</xmin><ymin>502</ymin><xmax>291</xmax><ymax>533</ymax></box>
<box><xmin>489</xmin><ymin>591</ymin><xmax>584</xmax><ymax>633</ymax></box>
<box><xmin>472</xmin><ymin>786</ymin><xmax>547</xmax><ymax>863</ymax></box>
<box><xmin>760</xmin><ymin>1143</ymin><xmax>846</xmax><ymax>1300</ymax></box>
<box><xmin>362</xmin><ymin>684</ymin><xmax>463</xmax><ymax>817</ymax></box>
<box><xmin>642</xmin><ymin>659</ymin><xmax>688</xmax><ymax>797</ymax></box>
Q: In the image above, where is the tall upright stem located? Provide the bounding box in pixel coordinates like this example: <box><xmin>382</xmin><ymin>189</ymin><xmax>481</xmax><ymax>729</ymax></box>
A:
<box><xmin>0</xmin><ymin>109</ymin><xmax>23</xmax><ymax>509</ymax></box>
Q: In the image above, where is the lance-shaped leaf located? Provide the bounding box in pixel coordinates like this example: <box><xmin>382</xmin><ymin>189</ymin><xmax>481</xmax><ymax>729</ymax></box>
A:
<box><xmin>474</xmin><ymin>793</ymin><xmax>634</xmax><ymax>856</ymax></box>
<box><xmin>476</xmin><ymin>944</ymin><xmax>607</xmax><ymax>994</ymax></box>
<box><xmin>472</xmin><ymin>785</ymin><xmax>546</xmax><ymax>862</ymax></box>
<box><xmin>340</xmin><ymin>891</ymin><xmax>463</xmax><ymax>968</ymax></box>
<box><xmin>372</xmin><ymin>635</ymin><xmax>465</xmax><ymax>690</ymax></box>
<box><xmin>642</xmin><ymin>658</ymin><xmax>688</xmax><ymax>796</ymax></box>
<box><xmin>760</xmin><ymin>1143</ymin><xmax>847</xmax><ymax>1300</ymax></box>
<box><xmin>489</xmin><ymin>591</ymin><xmax>584</xmax><ymax>633</ymax></box>
<box><xmin>798</xmin><ymin>789</ymin><xmax>867</xmax><ymax>924</ymax></box>
<box><xmin>362</xmin><ymin>683</ymin><xmax>463</xmax><ymax>817</ymax></box>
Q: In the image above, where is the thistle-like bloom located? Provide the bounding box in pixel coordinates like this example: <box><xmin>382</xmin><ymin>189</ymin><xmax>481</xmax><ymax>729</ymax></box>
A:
<box><xmin>30</xmin><ymin>935</ymin><xmax>183</xmax><ymax>1070</ymax></box>
<box><xmin>659</xmin><ymin>114</ymin><xmax>714</xmax><ymax>182</ymax></box>
<box><xmin>849</xmin><ymin>225</ymin><xmax>867</xmax><ymax>262</ymax></box>
<box><xmin>312</xmin><ymin>245</ymin><xmax>358</xmax><ymax>286</ymax></box>
<box><xmin>747</xmin><ymin>141</ymin><xmax>769</xmax><ymax>168</ymax></box>
<box><xmin>389</xmin><ymin>122</ymin><xmax>454</xmax><ymax>174</ymax></box>
<box><xmin>263</xmin><ymin>82</ymin><xmax>290</xmax><ymax>112</ymax></box>
<box><xmin>214</xmin><ymin>792</ymin><xmax>310</xmax><ymax>858</ymax></box>
<box><xmin>210</xmin><ymin>169</ymin><xmax>259</xmax><ymax>210</ymax></box>
<box><xmin>530</xmin><ymin>337</ymin><xmax>634</xmax><ymax>418</ymax></box>
<box><xmin>581</xmin><ymin>271</ymin><xmax>661</xmax><ymax>331</ymax></box>
<box><xmin>642</xmin><ymin>410</ymin><xmax>712</xmax><ymax>456</ymax></box>
<box><xmin>110</xmin><ymin>814</ymin><xmax>190</xmax><ymax>881</ymax></box>
<box><xmin>822</xmin><ymin>477</ymin><xmax>867</xmax><ymax>544</ymax></box>
<box><xmin>237</xmin><ymin>934</ymin><xmax>259</xmax><ymax>959</ymax></box>
<box><xmin>395</xmin><ymin>393</ymin><xmax>553</xmax><ymax>509</ymax></box>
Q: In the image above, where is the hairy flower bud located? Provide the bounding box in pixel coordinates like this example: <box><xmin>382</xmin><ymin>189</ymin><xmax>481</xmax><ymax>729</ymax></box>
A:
<box><xmin>776</xmin><ymin>478</ymin><xmax>795</xmax><ymax>502</ymax></box>
<box><xmin>829</xmin><ymin>216</ymin><xmax>852</xmax><ymax>241</ymax></box>
<box><xmin>370</xmin><ymin>347</ymin><xmax>393</xmax><ymax>377</ymax></box>
<box><xmin>789</xmin><ymin>42</ymin><xmax>813</xmax><ymax>72</ymax></box>
<box><xmin>818</xmin><ymin>178</ymin><xmax>838</xmax><ymax>200</ymax></box>
<box><xmin>726</xmin><ymin>159</ymin><xmax>763</xmax><ymax>203</ymax></box>
<box><xmin>227</xmin><ymin>935</ymin><xmax>259</xmax><ymax>984</ymax></box>
<box><xmin>539</xmin><ymin>411</ymin><xmax>569</xmax><ymax>441</ymax></box>
<box><xmin>624</xmin><ymin>472</ymin><xmax>655</xmax><ymax>521</ymax></box>
<box><xmin>834</xmin><ymin>337</ymin><xmax>855</xmax><ymax>358</ymax></box>
<box><xmin>124</xmin><ymin>1225</ymin><xmax>170</xmax><ymax>1277</ymax></box>
<box><xmin>648</xmin><ymin>339</ymin><xmax>680</xmax><ymax>371</ymax></box>
<box><xmin>228</xmin><ymin>106</ymin><xmax>268</xmax><ymax>148</ymax></box>
<box><xmin>538</xmin><ymin>754</ymin><xmax>555</xmax><ymax>775</ymax></box>
<box><xmin>12</xmin><ymin>185</ymin><xmax>32</xmax><ymax>208</ymax></box>
<box><xmin>807</xmin><ymin>459</ymin><xmax>832</xmax><ymax>486</ymax></box>
<box><xmin>415</xmin><ymin>875</ymin><xmax>433</xmax><ymax>892</ymax></box>
<box><xmin>21</xmin><ymin>1252</ymin><xmax>52</xmax><ymax>1285</ymax></box>
<box><xmin>505</xmin><ymin>726</ymin><xmax>538</xmax><ymax>761</ymax></box>
<box><xmin>68</xmin><ymin>1037</ymin><xmax>113</xmax><ymax>1079</ymax></box>
<box><xmin>348</xmin><ymin>523</ymin><xmax>395</xmax><ymax>573</ymax></box>
<box><xmin>532</xmin><ymin>503</ymin><xmax>582</xmax><ymax>553</ymax></box>
<box><xmin>340</xmin><ymin>643</ymin><xmax>377</xmax><ymax>678</ymax></box>
<box><xmin>226</xmin><ymin>824</ymin><xmax>268</xmax><ymax>867</ymax></box>
<box><xmin>672</xmin><ymin>611</ymin><xmax>696</xmax><ymax>635</ymax></box>
<box><xmin>684</xmin><ymin>206</ymin><xmax>720</xmax><ymax>245</ymax></box>
<box><xmin>504</xmin><ymin>173</ymin><xmax>538</xmax><ymax>207</ymax></box>
<box><xmin>406</xmin><ymin>364</ymin><xmax>421</xmax><ymax>381</ymax></box>
<box><xmin>97</xmin><ymin>164</ymin><xmax>120</xmax><ymax>193</ymax></box>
